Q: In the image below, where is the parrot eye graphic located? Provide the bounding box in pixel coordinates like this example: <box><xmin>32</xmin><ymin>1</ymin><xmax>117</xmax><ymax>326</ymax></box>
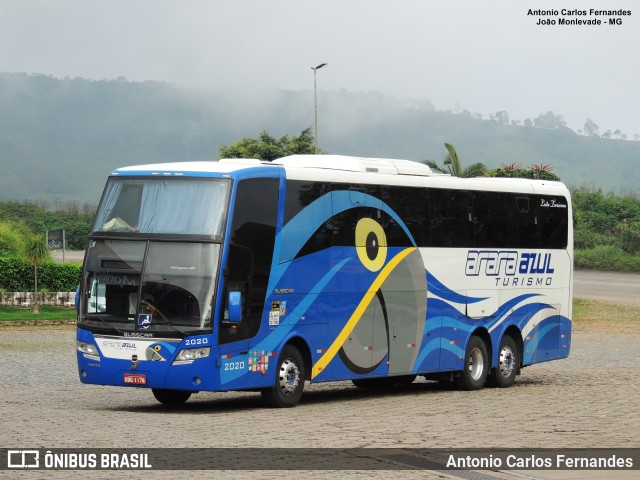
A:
<box><xmin>366</xmin><ymin>232</ymin><xmax>378</xmax><ymax>260</ymax></box>
<box><xmin>355</xmin><ymin>217</ymin><xmax>387</xmax><ymax>272</ymax></box>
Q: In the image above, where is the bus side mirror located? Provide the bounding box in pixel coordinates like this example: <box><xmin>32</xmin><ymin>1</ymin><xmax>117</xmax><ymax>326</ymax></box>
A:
<box><xmin>228</xmin><ymin>291</ymin><xmax>242</xmax><ymax>323</ymax></box>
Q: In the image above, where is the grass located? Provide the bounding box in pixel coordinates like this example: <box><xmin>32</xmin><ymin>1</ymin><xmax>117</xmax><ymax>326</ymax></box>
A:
<box><xmin>572</xmin><ymin>298</ymin><xmax>640</xmax><ymax>333</ymax></box>
<box><xmin>0</xmin><ymin>305</ymin><xmax>76</xmax><ymax>323</ymax></box>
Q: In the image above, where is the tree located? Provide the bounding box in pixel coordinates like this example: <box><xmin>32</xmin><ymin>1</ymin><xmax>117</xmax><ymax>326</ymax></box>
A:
<box><xmin>218</xmin><ymin>127</ymin><xmax>321</xmax><ymax>161</ymax></box>
<box><xmin>424</xmin><ymin>143</ymin><xmax>487</xmax><ymax>178</ymax></box>
<box><xmin>25</xmin><ymin>234</ymin><xmax>49</xmax><ymax>314</ymax></box>
<box><xmin>485</xmin><ymin>163</ymin><xmax>561</xmax><ymax>181</ymax></box>
<box><xmin>491</xmin><ymin>111</ymin><xmax>510</xmax><ymax>125</ymax></box>
<box><xmin>533</xmin><ymin>111</ymin><xmax>567</xmax><ymax>130</ymax></box>
<box><xmin>583</xmin><ymin>118</ymin><xmax>600</xmax><ymax>137</ymax></box>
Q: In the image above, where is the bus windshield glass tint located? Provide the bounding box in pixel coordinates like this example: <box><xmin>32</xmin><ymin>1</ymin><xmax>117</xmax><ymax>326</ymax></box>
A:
<box><xmin>92</xmin><ymin>178</ymin><xmax>230</xmax><ymax>237</ymax></box>
<box><xmin>81</xmin><ymin>240</ymin><xmax>220</xmax><ymax>333</ymax></box>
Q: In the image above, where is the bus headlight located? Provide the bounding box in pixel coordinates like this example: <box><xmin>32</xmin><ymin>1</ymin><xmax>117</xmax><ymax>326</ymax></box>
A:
<box><xmin>77</xmin><ymin>341</ymin><xmax>101</xmax><ymax>361</ymax></box>
<box><xmin>176</xmin><ymin>347</ymin><xmax>211</xmax><ymax>361</ymax></box>
<box><xmin>77</xmin><ymin>341</ymin><xmax>99</xmax><ymax>355</ymax></box>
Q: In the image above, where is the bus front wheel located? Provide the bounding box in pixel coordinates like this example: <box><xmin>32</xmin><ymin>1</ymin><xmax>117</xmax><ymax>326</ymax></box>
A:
<box><xmin>455</xmin><ymin>336</ymin><xmax>488</xmax><ymax>390</ymax></box>
<box><xmin>152</xmin><ymin>388</ymin><xmax>192</xmax><ymax>406</ymax></box>
<box><xmin>262</xmin><ymin>345</ymin><xmax>305</xmax><ymax>408</ymax></box>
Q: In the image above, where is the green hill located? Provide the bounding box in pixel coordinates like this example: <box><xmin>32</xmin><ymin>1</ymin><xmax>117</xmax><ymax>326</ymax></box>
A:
<box><xmin>1</xmin><ymin>73</ymin><xmax>638</xmax><ymax>202</ymax></box>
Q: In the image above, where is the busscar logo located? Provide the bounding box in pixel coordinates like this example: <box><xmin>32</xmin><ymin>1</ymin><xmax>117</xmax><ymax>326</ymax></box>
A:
<box><xmin>7</xmin><ymin>450</ymin><xmax>39</xmax><ymax>468</ymax></box>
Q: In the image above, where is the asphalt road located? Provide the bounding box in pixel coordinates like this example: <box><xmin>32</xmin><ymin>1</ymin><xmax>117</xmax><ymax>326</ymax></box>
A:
<box><xmin>50</xmin><ymin>249</ymin><xmax>85</xmax><ymax>263</ymax></box>
<box><xmin>573</xmin><ymin>270</ymin><xmax>640</xmax><ymax>304</ymax></box>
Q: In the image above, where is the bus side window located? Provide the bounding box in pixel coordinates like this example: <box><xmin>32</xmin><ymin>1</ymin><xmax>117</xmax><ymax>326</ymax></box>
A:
<box><xmin>429</xmin><ymin>189</ymin><xmax>474</xmax><ymax>247</ymax></box>
<box><xmin>509</xmin><ymin>195</ymin><xmax>540</xmax><ymax>248</ymax></box>
<box><xmin>473</xmin><ymin>191</ymin><xmax>508</xmax><ymax>248</ymax></box>
<box><xmin>332</xmin><ymin>184</ymin><xmax>382</xmax><ymax>247</ymax></box>
<box><xmin>539</xmin><ymin>195</ymin><xmax>569</xmax><ymax>249</ymax></box>
<box><xmin>382</xmin><ymin>186</ymin><xmax>428</xmax><ymax>247</ymax></box>
<box><xmin>283</xmin><ymin>180</ymin><xmax>333</xmax><ymax>260</ymax></box>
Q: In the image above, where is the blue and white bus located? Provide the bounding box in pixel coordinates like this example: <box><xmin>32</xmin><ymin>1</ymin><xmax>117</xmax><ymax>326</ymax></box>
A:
<box><xmin>76</xmin><ymin>155</ymin><xmax>572</xmax><ymax>407</ymax></box>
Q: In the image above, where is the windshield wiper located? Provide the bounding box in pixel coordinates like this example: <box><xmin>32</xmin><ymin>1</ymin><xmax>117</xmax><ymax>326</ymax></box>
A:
<box><xmin>147</xmin><ymin>316</ymin><xmax>190</xmax><ymax>335</ymax></box>
<box><xmin>138</xmin><ymin>300</ymin><xmax>192</xmax><ymax>336</ymax></box>
<box><xmin>80</xmin><ymin>315</ymin><xmax>126</xmax><ymax>335</ymax></box>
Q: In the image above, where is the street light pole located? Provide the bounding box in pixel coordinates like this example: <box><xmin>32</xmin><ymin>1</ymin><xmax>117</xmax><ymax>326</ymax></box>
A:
<box><xmin>311</xmin><ymin>63</ymin><xmax>327</xmax><ymax>154</ymax></box>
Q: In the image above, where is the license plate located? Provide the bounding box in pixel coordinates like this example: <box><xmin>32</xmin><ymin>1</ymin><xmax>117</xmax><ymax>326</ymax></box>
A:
<box><xmin>124</xmin><ymin>373</ymin><xmax>147</xmax><ymax>385</ymax></box>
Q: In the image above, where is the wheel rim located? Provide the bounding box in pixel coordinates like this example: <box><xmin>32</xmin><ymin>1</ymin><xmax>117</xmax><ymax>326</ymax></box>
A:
<box><xmin>498</xmin><ymin>345</ymin><xmax>516</xmax><ymax>378</ymax></box>
<box><xmin>468</xmin><ymin>347</ymin><xmax>484</xmax><ymax>381</ymax></box>
<box><xmin>278</xmin><ymin>358</ymin><xmax>300</xmax><ymax>396</ymax></box>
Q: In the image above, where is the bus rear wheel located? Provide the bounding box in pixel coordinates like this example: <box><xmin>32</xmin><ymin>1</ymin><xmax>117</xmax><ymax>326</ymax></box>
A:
<box><xmin>152</xmin><ymin>388</ymin><xmax>192</xmax><ymax>406</ymax></box>
<box><xmin>455</xmin><ymin>336</ymin><xmax>488</xmax><ymax>390</ymax></box>
<box><xmin>487</xmin><ymin>335</ymin><xmax>518</xmax><ymax>388</ymax></box>
<box><xmin>262</xmin><ymin>345</ymin><xmax>305</xmax><ymax>408</ymax></box>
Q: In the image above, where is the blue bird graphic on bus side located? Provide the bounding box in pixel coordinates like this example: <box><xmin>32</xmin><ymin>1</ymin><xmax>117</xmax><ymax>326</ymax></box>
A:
<box><xmin>259</xmin><ymin>189</ymin><xmax>428</xmax><ymax>379</ymax></box>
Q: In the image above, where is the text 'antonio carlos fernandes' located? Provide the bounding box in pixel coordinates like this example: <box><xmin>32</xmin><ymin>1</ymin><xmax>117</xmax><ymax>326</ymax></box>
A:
<box><xmin>446</xmin><ymin>454</ymin><xmax>634</xmax><ymax>470</ymax></box>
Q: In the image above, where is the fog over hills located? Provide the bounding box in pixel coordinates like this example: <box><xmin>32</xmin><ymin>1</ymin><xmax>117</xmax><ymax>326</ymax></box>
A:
<box><xmin>1</xmin><ymin>73</ymin><xmax>639</xmax><ymax>202</ymax></box>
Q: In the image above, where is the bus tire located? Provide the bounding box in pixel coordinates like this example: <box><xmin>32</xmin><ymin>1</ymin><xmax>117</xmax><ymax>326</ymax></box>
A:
<box><xmin>487</xmin><ymin>335</ymin><xmax>518</xmax><ymax>388</ymax></box>
<box><xmin>152</xmin><ymin>388</ymin><xmax>192</xmax><ymax>406</ymax></box>
<box><xmin>262</xmin><ymin>345</ymin><xmax>305</xmax><ymax>408</ymax></box>
<box><xmin>455</xmin><ymin>336</ymin><xmax>488</xmax><ymax>390</ymax></box>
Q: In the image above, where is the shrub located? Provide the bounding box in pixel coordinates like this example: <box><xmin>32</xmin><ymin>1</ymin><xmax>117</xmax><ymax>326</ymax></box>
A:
<box><xmin>0</xmin><ymin>257</ymin><xmax>81</xmax><ymax>291</ymax></box>
<box><xmin>0</xmin><ymin>221</ymin><xmax>29</xmax><ymax>257</ymax></box>
<box><xmin>574</xmin><ymin>227</ymin><xmax>608</xmax><ymax>250</ymax></box>
<box><xmin>38</xmin><ymin>263</ymin><xmax>82</xmax><ymax>291</ymax></box>
<box><xmin>615</xmin><ymin>221</ymin><xmax>640</xmax><ymax>255</ymax></box>
<box><xmin>572</xmin><ymin>187</ymin><xmax>640</xmax><ymax>263</ymax></box>
<box><xmin>574</xmin><ymin>245</ymin><xmax>640</xmax><ymax>272</ymax></box>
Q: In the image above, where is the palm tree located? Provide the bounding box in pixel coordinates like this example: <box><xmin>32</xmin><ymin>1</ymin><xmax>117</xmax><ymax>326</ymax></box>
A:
<box><xmin>425</xmin><ymin>143</ymin><xmax>486</xmax><ymax>178</ymax></box>
<box><xmin>25</xmin><ymin>234</ymin><xmax>49</xmax><ymax>314</ymax></box>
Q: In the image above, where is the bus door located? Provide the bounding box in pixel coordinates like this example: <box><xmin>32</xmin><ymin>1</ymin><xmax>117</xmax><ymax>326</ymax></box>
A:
<box><xmin>218</xmin><ymin>178</ymin><xmax>279</xmax><ymax>383</ymax></box>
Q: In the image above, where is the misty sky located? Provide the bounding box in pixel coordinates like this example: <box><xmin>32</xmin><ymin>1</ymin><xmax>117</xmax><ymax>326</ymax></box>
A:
<box><xmin>1</xmin><ymin>0</ymin><xmax>638</xmax><ymax>135</ymax></box>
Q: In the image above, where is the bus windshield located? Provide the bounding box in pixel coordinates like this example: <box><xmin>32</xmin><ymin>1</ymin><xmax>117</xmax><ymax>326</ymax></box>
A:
<box><xmin>92</xmin><ymin>177</ymin><xmax>231</xmax><ymax>238</ymax></box>
<box><xmin>81</xmin><ymin>240</ymin><xmax>220</xmax><ymax>334</ymax></box>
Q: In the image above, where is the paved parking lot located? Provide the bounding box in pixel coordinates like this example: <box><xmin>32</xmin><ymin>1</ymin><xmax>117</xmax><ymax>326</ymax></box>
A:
<box><xmin>1</xmin><ymin>325</ymin><xmax>638</xmax><ymax>479</ymax></box>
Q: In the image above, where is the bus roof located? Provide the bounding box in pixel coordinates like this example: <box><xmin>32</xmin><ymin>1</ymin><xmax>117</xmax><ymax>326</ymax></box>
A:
<box><xmin>111</xmin><ymin>155</ymin><xmax>569</xmax><ymax>196</ymax></box>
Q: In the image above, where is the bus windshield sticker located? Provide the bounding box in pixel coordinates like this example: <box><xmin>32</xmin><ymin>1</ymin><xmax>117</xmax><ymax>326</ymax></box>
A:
<box><xmin>138</xmin><ymin>314</ymin><xmax>152</xmax><ymax>330</ymax></box>
<box><xmin>269</xmin><ymin>301</ymin><xmax>281</xmax><ymax>326</ymax></box>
